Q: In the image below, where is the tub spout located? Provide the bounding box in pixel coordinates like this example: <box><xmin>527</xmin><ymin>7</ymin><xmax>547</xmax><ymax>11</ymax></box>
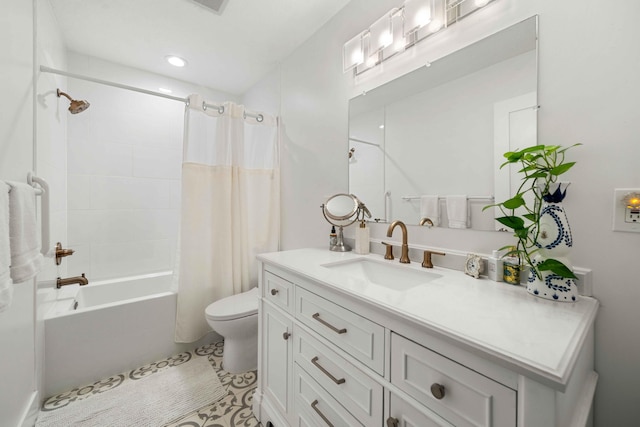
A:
<box><xmin>56</xmin><ymin>273</ymin><xmax>89</xmax><ymax>289</ymax></box>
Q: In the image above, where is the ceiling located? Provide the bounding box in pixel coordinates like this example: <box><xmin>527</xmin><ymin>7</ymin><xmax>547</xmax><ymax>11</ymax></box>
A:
<box><xmin>48</xmin><ymin>0</ymin><xmax>351</xmax><ymax>95</ymax></box>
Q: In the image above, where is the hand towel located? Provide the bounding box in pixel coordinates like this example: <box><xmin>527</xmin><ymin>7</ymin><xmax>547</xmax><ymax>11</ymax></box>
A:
<box><xmin>446</xmin><ymin>195</ymin><xmax>469</xmax><ymax>229</ymax></box>
<box><xmin>0</xmin><ymin>182</ymin><xmax>13</xmax><ymax>312</ymax></box>
<box><xmin>7</xmin><ymin>181</ymin><xmax>43</xmax><ymax>283</ymax></box>
<box><xmin>419</xmin><ymin>195</ymin><xmax>440</xmax><ymax>227</ymax></box>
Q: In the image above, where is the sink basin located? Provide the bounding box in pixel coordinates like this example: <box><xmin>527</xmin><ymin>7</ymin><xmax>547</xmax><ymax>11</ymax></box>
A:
<box><xmin>322</xmin><ymin>258</ymin><xmax>442</xmax><ymax>291</ymax></box>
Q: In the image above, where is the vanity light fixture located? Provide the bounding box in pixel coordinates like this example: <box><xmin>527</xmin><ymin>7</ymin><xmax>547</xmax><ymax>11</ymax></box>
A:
<box><xmin>343</xmin><ymin>0</ymin><xmax>500</xmax><ymax>75</ymax></box>
<box><xmin>165</xmin><ymin>55</ymin><xmax>187</xmax><ymax>67</ymax></box>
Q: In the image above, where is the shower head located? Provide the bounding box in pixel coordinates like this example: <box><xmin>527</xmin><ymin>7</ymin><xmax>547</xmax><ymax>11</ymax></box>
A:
<box><xmin>57</xmin><ymin>89</ymin><xmax>90</xmax><ymax>114</ymax></box>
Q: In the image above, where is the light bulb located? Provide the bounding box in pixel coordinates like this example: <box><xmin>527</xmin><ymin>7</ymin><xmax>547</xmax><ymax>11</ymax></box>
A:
<box><xmin>414</xmin><ymin>8</ymin><xmax>431</xmax><ymax>28</ymax></box>
<box><xmin>379</xmin><ymin>31</ymin><xmax>393</xmax><ymax>48</ymax></box>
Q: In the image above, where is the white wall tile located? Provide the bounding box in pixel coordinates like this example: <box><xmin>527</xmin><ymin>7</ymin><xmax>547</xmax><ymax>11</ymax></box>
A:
<box><xmin>67</xmin><ymin>175</ymin><xmax>92</xmax><ymax>210</ymax></box>
<box><xmin>133</xmin><ymin>146</ymin><xmax>181</xmax><ymax>180</ymax></box>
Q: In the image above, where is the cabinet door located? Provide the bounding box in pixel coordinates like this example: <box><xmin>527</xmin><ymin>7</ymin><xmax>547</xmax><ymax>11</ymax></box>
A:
<box><xmin>263</xmin><ymin>302</ymin><xmax>293</xmax><ymax>418</ymax></box>
<box><xmin>388</xmin><ymin>393</ymin><xmax>455</xmax><ymax>427</ymax></box>
<box><xmin>391</xmin><ymin>333</ymin><xmax>516</xmax><ymax>427</ymax></box>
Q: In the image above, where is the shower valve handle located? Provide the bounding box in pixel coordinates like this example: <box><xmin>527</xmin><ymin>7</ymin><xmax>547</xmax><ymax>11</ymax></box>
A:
<box><xmin>55</xmin><ymin>242</ymin><xmax>75</xmax><ymax>265</ymax></box>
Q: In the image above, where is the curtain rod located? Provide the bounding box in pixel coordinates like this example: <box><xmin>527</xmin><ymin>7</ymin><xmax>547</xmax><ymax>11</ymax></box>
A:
<box><xmin>38</xmin><ymin>65</ymin><xmax>264</xmax><ymax>121</ymax></box>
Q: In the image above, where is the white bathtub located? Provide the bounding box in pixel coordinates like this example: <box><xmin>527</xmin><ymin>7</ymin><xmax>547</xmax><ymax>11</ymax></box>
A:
<box><xmin>42</xmin><ymin>272</ymin><xmax>216</xmax><ymax>398</ymax></box>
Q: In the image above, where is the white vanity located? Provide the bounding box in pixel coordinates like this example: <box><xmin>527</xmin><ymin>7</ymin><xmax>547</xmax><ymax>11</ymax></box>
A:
<box><xmin>252</xmin><ymin>248</ymin><xmax>598</xmax><ymax>427</ymax></box>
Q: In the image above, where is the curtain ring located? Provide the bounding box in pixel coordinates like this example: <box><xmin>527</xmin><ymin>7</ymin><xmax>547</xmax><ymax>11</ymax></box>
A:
<box><xmin>202</xmin><ymin>101</ymin><xmax>207</xmax><ymax>111</ymax></box>
<box><xmin>257</xmin><ymin>114</ymin><xmax>264</xmax><ymax>123</ymax></box>
<box><xmin>218</xmin><ymin>106</ymin><xmax>225</xmax><ymax>114</ymax></box>
<box><xmin>185</xmin><ymin>98</ymin><xmax>190</xmax><ymax>107</ymax></box>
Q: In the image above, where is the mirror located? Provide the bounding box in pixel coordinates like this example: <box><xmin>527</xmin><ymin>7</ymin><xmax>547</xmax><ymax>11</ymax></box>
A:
<box><xmin>348</xmin><ymin>16</ymin><xmax>538</xmax><ymax>230</ymax></box>
<box><xmin>321</xmin><ymin>193</ymin><xmax>371</xmax><ymax>252</ymax></box>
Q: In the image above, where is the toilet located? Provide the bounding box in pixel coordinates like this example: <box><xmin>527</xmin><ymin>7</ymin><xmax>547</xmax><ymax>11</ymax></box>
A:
<box><xmin>205</xmin><ymin>286</ymin><xmax>260</xmax><ymax>373</ymax></box>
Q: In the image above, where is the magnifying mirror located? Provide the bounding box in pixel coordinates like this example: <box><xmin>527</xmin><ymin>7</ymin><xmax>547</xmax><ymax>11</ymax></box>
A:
<box><xmin>321</xmin><ymin>193</ymin><xmax>371</xmax><ymax>252</ymax></box>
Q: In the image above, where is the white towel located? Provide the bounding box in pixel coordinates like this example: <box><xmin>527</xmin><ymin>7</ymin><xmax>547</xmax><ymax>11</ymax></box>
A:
<box><xmin>446</xmin><ymin>195</ymin><xmax>469</xmax><ymax>229</ymax></box>
<box><xmin>7</xmin><ymin>181</ymin><xmax>43</xmax><ymax>283</ymax></box>
<box><xmin>0</xmin><ymin>182</ymin><xmax>13</xmax><ymax>312</ymax></box>
<box><xmin>419</xmin><ymin>195</ymin><xmax>440</xmax><ymax>227</ymax></box>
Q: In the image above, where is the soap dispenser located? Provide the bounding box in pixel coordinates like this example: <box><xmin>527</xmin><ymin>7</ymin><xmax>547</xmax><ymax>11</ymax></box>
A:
<box><xmin>355</xmin><ymin>220</ymin><xmax>370</xmax><ymax>254</ymax></box>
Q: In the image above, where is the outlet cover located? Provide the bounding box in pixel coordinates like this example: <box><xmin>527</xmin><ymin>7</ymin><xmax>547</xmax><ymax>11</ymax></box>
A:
<box><xmin>613</xmin><ymin>188</ymin><xmax>640</xmax><ymax>232</ymax></box>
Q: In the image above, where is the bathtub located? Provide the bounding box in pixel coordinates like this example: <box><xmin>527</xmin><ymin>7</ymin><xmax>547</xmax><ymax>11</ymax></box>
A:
<box><xmin>42</xmin><ymin>272</ymin><xmax>217</xmax><ymax>398</ymax></box>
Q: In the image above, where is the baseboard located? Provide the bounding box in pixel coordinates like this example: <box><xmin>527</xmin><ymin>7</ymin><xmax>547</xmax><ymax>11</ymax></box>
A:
<box><xmin>20</xmin><ymin>390</ymin><xmax>39</xmax><ymax>427</ymax></box>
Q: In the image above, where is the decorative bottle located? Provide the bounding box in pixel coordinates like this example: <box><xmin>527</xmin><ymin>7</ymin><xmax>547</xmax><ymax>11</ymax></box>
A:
<box><xmin>354</xmin><ymin>220</ymin><xmax>370</xmax><ymax>254</ymax></box>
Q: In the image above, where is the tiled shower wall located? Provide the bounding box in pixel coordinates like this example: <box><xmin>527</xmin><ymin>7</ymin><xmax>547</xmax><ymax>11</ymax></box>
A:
<box><xmin>66</xmin><ymin>76</ymin><xmax>183</xmax><ymax>281</ymax></box>
<box><xmin>64</xmin><ymin>55</ymin><xmax>238</xmax><ymax>282</ymax></box>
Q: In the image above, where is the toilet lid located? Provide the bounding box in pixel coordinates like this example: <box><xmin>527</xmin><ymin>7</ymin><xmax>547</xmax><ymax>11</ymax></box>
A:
<box><xmin>205</xmin><ymin>287</ymin><xmax>259</xmax><ymax>321</ymax></box>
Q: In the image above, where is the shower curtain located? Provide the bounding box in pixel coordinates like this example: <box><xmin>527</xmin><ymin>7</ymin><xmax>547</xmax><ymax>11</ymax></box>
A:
<box><xmin>174</xmin><ymin>95</ymin><xmax>280</xmax><ymax>343</ymax></box>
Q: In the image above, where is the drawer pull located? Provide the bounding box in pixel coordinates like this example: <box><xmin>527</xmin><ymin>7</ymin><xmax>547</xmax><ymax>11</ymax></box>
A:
<box><xmin>312</xmin><ymin>313</ymin><xmax>347</xmax><ymax>334</ymax></box>
<box><xmin>386</xmin><ymin>417</ymin><xmax>399</xmax><ymax>427</ymax></box>
<box><xmin>311</xmin><ymin>399</ymin><xmax>334</xmax><ymax>427</ymax></box>
<box><xmin>282</xmin><ymin>332</ymin><xmax>291</xmax><ymax>340</ymax></box>
<box><xmin>311</xmin><ymin>356</ymin><xmax>346</xmax><ymax>385</ymax></box>
<box><xmin>430</xmin><ymin>383</ymin><xmax>446</xmax><ymax>400</ymax></box>
<box><xmin>270</xmin><ymin>288</ymin><xmax>279</xmax><ymax>295</ymax></box>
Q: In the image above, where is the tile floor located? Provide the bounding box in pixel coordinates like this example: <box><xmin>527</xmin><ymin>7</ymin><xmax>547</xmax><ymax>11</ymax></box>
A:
<box><xmin>41</xmin><ymin>341</ymin><xmax>261</xmax><ymax>427</ymax></box>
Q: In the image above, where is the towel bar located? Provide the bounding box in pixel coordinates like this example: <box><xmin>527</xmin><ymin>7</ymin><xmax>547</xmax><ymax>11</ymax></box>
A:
<box><xmin>27</xmin><ymin>172</ymin><xmax>51</xmax><ymax>256</ymax></box>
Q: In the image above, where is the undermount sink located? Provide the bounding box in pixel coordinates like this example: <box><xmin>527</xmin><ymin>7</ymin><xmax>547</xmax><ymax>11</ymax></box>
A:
<box><xmin>322</xmin><ymin>258</ymin><xmax>442</xmax><ymax>291</ymax></box>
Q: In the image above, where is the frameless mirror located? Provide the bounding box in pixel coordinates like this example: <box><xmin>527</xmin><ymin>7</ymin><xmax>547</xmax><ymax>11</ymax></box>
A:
<box><xmin>348</xmin><ymin>16</ymin><xmax>538</xmax><ymax>230</ymax></box>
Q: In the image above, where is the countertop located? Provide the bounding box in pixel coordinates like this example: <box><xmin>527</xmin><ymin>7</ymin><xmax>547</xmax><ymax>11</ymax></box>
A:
<box><xmin>257</xmin><ymin>248</ymin><xmax>598</xmax><ymax>389</ymax></box>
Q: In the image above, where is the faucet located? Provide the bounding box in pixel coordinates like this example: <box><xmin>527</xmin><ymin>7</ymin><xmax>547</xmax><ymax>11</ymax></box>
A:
<box><xmin>386</xmin><ymin>220</ymin><xmax>410</xmax><ymax>264</ymax></box>
<box><xmin>56</xmin><ymin>273</ymin><xmax>89</xmax><ymax>289</ymax></box>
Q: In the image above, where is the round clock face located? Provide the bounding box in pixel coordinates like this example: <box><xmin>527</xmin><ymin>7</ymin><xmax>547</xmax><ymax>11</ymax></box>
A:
<box><xmin>465</xmin><ymin>254</ymin><xmax>482</xmax><ymax>278</ymax></box>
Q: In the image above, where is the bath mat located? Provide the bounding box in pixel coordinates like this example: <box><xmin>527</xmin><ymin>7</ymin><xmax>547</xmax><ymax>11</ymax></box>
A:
<box><xmin>35</xmin><ymin>355</ymin><xmax>226</xmax><ymax>427</ymax></box>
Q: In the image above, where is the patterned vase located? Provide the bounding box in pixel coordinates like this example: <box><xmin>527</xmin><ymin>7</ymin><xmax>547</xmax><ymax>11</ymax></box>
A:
<box><xmin>527</xmin><ymin>182</ymin><xmax>579</xmax><ymax>302</ymax></box>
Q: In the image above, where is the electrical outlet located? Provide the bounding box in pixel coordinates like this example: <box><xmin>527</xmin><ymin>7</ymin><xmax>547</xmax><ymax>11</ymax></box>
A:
<box><xmin>613</xmin><ymin>188</ymin><xmax>640</xmax><ymax>232</ymax></box>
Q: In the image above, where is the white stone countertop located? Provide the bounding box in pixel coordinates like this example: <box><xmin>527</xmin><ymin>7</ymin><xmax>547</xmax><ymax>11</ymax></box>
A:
<box><xmin>258</xmin><ymin>248</ymin><xmax>599</xmax><ymax>389</ymax></box>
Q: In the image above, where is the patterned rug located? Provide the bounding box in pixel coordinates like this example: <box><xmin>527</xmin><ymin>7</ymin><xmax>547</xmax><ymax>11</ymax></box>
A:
<box><xmin>39</xmin><ymin>341</ymin><xmax>260</xmax><ymax>427</ymax></box>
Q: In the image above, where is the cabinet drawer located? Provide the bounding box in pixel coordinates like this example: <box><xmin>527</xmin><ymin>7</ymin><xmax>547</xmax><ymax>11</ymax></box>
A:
<box><xmin>294</xmin><ymin>363</ymin><xmax>364</xmax><ymax>427</ymax></box>
<box><xmin>391</xmin><ymin>333</ymin><xmax>516</xmax><ymax>427</ymax></box>
<box><xmin>294</xmin><ymin>326</ymin><xmax>383</xmax><ymax>426</ymax></box>
<box><xmin>264</xmin><ymin>271</ymin><xmax>294</xmax><ymax>313</ymax></box>
<box><xmin>388</xmin><ymin>392</ymin><xmax>454</xmax><ymax>427</ymax></box>
<box><xmin>295</xmin><ymin>287</ymin><xmax>385</xmax><ymax>375</ymax></box>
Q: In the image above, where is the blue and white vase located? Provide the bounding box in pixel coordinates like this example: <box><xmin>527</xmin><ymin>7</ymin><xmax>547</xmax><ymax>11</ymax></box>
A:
<box><xmin>527</xmin><ymin>182</ymin><xmax>579</xmax><ymax>302</ymax></box>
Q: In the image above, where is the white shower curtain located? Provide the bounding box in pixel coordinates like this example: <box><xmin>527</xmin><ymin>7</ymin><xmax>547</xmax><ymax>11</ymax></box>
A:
<box><xmin>174</xmin><ymin>95</ymin><xmax>280</xmax><ymax>343</ymax></box>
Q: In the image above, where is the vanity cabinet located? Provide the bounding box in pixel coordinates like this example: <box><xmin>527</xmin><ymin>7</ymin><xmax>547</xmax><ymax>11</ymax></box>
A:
<box><xmin>253</xmin><ymin>249</ymin><xmax>598</xmax><ymax>427</ymax></box>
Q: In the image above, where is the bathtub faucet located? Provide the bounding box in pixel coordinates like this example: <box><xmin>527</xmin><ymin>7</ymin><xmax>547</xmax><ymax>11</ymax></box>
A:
<box><xmin>56</xmin><ymin>273</ymin><xmax>89</xmax><ymax>289</ymax></box>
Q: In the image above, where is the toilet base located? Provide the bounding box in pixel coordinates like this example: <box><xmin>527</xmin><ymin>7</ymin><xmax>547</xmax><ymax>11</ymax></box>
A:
<box><xmin>222</xmin><ymin>335</ymin><xmax>258</xmax><ymax>373</ymax></box>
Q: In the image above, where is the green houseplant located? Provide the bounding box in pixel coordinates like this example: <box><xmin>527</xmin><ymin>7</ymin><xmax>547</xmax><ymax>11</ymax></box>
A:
<box><xmin>485</xmin><ymin>144</ymin><xmax>581</xmax><ymax>288</ymax></box>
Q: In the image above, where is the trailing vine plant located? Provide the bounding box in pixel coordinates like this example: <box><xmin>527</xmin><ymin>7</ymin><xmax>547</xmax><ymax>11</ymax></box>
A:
<box><xmin>484</xmin><ymin>144</ymin><xmax>581</xmax><ymax>280</ymax></box>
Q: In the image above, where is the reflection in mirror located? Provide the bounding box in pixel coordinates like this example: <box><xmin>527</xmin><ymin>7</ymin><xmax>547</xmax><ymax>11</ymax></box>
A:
<box><xmin>324</xmin><ymin>193</ymin><xmax>358</xmax><ymax>221</ymax></box>
<box><xmin>349</xmin><ymin>16</ymin><xmax>538</xmax><ymax>231</ymax></box>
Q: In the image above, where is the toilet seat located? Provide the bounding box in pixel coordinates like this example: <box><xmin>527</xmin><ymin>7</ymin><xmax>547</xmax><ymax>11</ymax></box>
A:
<box><xmin>205</xmin><ymin>287</ymin><xmax>259</xmax><ymax>321</ymax></box>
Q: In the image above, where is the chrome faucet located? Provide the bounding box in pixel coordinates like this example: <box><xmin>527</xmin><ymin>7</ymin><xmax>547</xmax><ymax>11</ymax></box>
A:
<box><xmin>386</xmin><ymin>220</ymin><xmax>410</xmax><ymax>264</ymax></box>
<box><xmin>56</xmin><ymin>273</ymin><xmax>89</xmax><ymax>289</ymax></box>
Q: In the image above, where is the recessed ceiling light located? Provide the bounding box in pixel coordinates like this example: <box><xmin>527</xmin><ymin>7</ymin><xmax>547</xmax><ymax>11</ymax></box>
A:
<box><xmin>165</xmin><ymin>55</ymin><xmax>187</xmax><ymax>67</ymax></box>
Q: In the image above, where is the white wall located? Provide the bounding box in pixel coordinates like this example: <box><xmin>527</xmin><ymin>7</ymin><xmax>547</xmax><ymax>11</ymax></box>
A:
<box><xmin>0</xmin><ymin>0</ymin><xmax>38</xmax><ymax>425</ymax></box>
<box><xmin>35</xmin><ymin>0</ymin><xmax>68</xmax><ymax>410</ymax></box>
<box><xmin>64</xmin><ymin>54</ymin><xmax>239</xmax><ymax>281</ymax></box>
<box><xmin>243</xmin><ymin>0</ymin><xmax>640</xmax><ymax>424</ymax></box>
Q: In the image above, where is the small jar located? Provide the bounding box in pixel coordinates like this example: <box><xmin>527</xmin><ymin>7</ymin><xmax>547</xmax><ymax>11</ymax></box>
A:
<box><xmin>502</xmin><ymin>246</ymin><xmax>520</xmax><ymax>285</ymax></box>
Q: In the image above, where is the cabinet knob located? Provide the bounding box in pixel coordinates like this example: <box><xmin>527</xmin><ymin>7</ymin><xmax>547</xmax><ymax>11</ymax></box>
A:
<box><xmin>282</xmin><ymin>332</ymin><xmax>291</xmax><ymax>340</ymax></box>
<box><xmin>430</xmin><ymin>383</ymin><xmax>446</xmax><ymax>400</ymax></box>
<box><xmin>386</xmin><ymin>416</ymin><xmax>399</xmax><ymax>427</ymax></box>
<box><xmin>270</xmin><ymin>288</ymin><xmax>279</xmax><ymax>296</ymax></box>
